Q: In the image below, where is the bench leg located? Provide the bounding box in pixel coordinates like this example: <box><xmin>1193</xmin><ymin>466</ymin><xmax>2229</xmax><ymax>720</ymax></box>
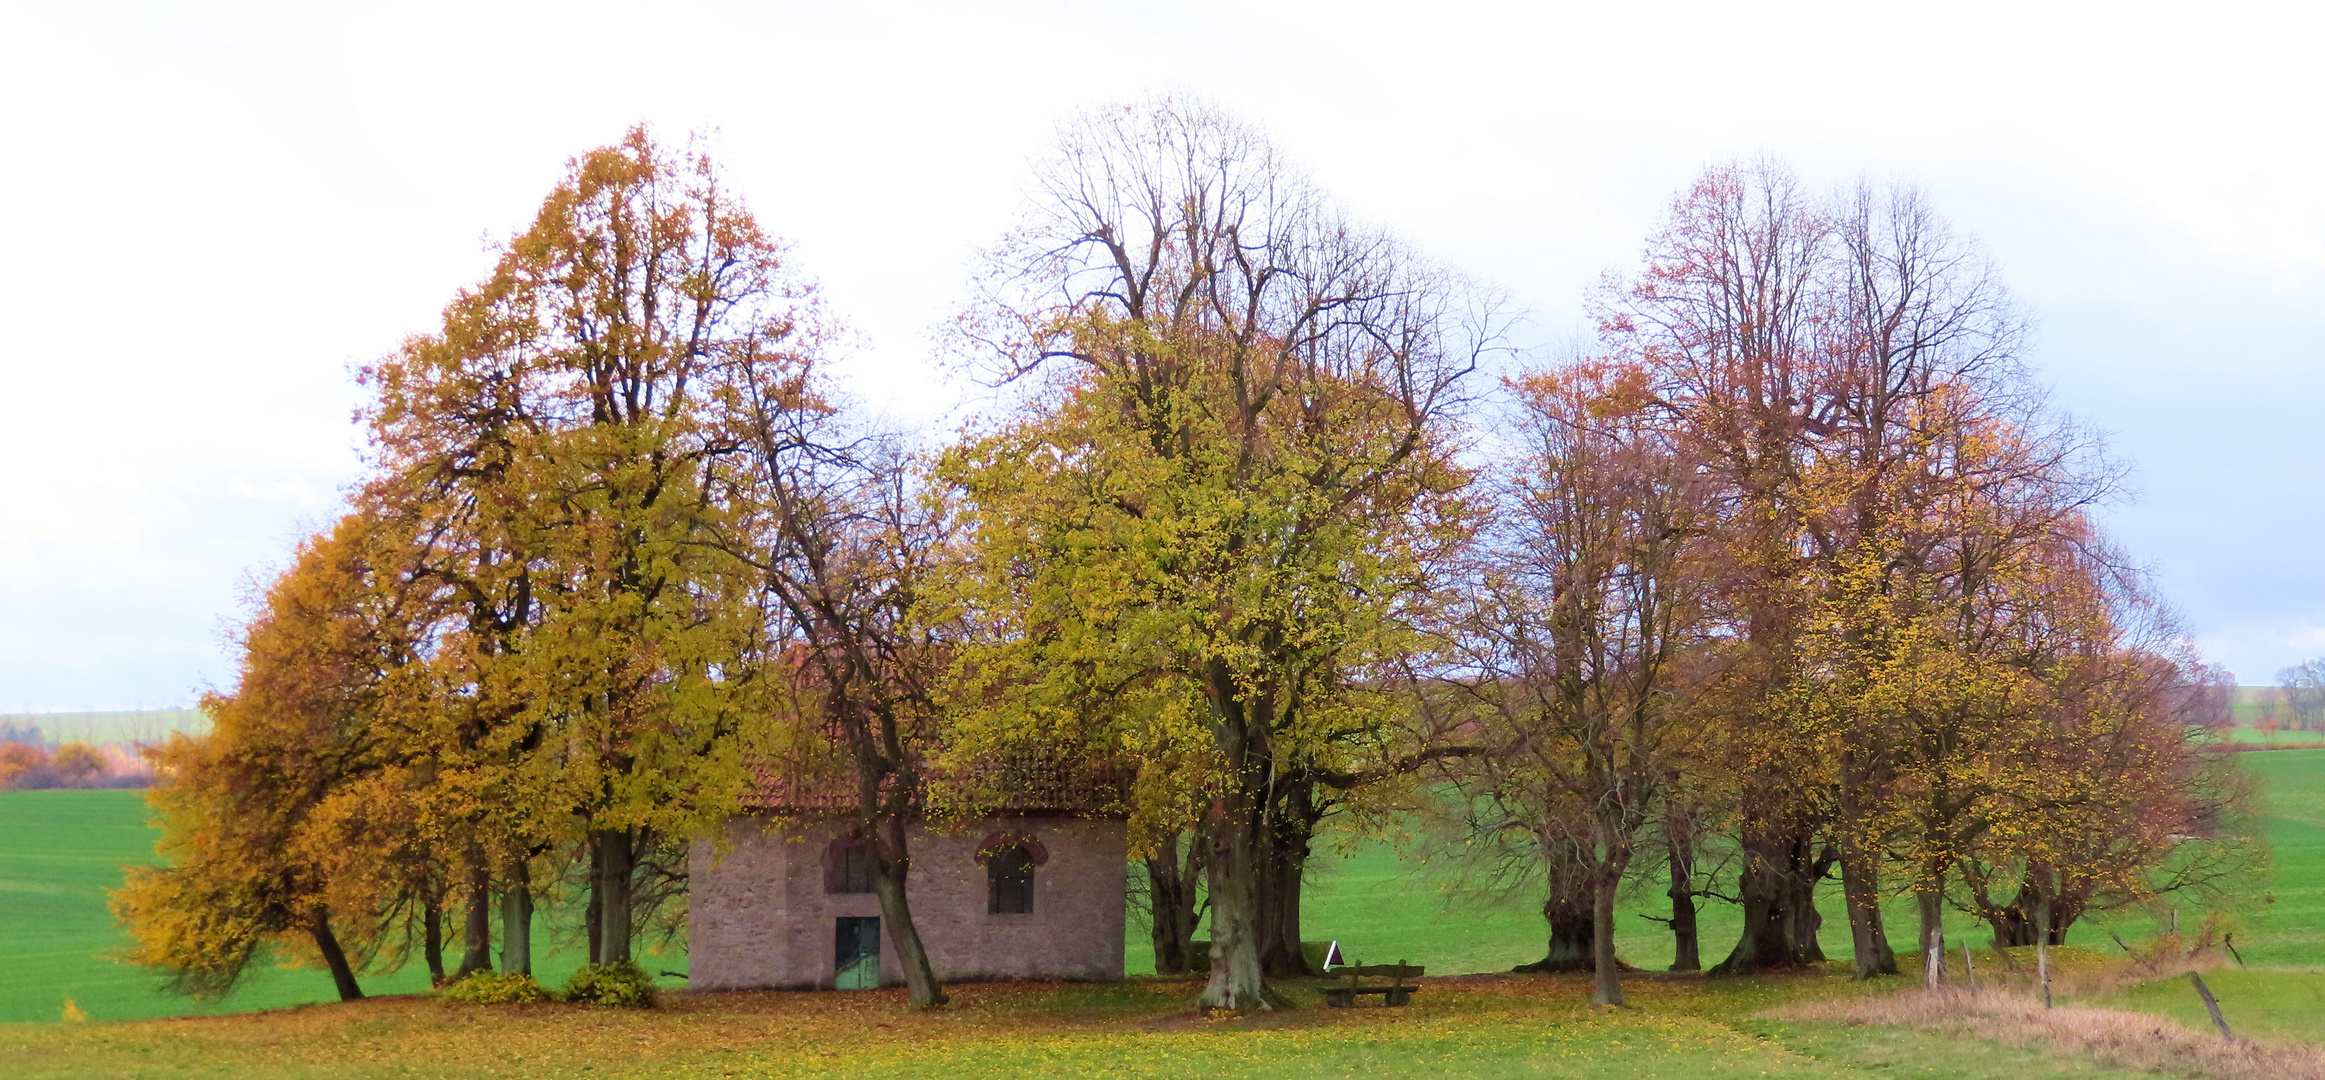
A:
<box><xmin>1386</xmin><ymin>988</ymin><xmax>1411</xmax><ymax>1006</ymax></box>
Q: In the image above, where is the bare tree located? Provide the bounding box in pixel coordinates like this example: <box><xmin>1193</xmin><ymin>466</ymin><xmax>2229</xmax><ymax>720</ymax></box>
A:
<box><xmin>2279</xmin><ymin>660</ymin><xmax>2325</xmax><ymax>730</ymax></box>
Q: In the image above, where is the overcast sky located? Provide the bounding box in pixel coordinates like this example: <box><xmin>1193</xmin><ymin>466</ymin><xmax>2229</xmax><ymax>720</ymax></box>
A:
<box><xmin>4</xmin><ymin>0</ymin><xmax>2321</xmax><ymax>710</ymax></box>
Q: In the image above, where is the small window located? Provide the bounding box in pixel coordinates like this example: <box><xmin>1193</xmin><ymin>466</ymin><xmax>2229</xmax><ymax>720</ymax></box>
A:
<box><xmin>986</xmin><ymin>844</ymin><xmax>1035</xmax><ymax>914</ymax></box>
<box><xmin>825</xmin><ymin>839</ymin><xmax>876</xmax><ymax>894</ymax></box>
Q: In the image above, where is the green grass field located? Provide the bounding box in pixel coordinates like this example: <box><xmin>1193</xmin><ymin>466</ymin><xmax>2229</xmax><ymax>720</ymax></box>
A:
<box><xmin>0</xmin><ymin>790</ymin><xmax>682</xmax><ymax>1024</ymax></box>
<box><xmin>4</xmin><ymin>749</ymin><xmax>2321</xmax><ymax>1076</ymax></box>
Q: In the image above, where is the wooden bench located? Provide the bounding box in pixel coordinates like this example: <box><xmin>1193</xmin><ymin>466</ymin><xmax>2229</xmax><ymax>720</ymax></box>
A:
<box><xmin>1324</xmin><ymin>961</ymin><xmax>1423</xmax><ymax>1007</ymax></box>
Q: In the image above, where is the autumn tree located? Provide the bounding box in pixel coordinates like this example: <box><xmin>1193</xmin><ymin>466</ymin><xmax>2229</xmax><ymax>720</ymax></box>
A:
<box><xmin>1444</xmin><ymin>361</ymin><xmax>1715</xmax><ymax>1006</ymax></box>
<box><xmin>360</xmin><ymin>127</ymin><xmax>806</xmax><ymax>968</ymax></box>
<box><xmin>1593</xmin><ymin>161</ymin><xmax>2132</xmax><ymax>980</ymax></box>
<box><xmin>1593</xmin><ymin>161</ymin><xmax>1837</xmax><ymax>974</ymax></box>
<box><xmin>113</xmin><ymin>514</ymin><xmax>429</xmax><ymax>1001</ymax></box>
<box><xmin>943</xmin><ymin>97</ymin><xmax>1498</xmax><ymax>1011</ymax></box>
<box><xmin>0</xmin><ymin>741</ymin><xmax>41</xmax><ymax>789</ymax></box>
<box><xmin>1952</xmin><ymin>556</ymin><xmax>2265</xmax><ymax>948</ymax></box>
<box><xmin>52</xmin><ymin>742</ymin><xmax>105</xmax><ymax>785</ymax></box>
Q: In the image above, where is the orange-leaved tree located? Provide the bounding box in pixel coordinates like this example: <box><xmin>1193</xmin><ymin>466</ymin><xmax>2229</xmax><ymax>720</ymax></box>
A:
<box><xmin>112</xmin><ymin>513</ymin><xmax>431</xmax><ymax>1000</ymax></box>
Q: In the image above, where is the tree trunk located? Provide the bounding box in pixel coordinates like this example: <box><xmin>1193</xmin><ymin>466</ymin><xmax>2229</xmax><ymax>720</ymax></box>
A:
<box><xmin>870</xmin><ymin>817</ymin><xmax>948</xmax><ymax>1008</ymax></box>
<box><xmin>1839</xmin><ymin>835</ymin><xmax>1897</xmax><ymax>978</ymax></box>
<box><xmin>1918</xmin><ymin>885</ymin><xmax>1946</xmax><ymax>988</ymax></box>
<box><xmin>1665</xmin><ymin>831</ymin><xmax>1700</xmax><ymax>972</ymax></box>
<box><xmin>422</xmin><ymin>899</ymin><xmax>446</xmax><ymax>986</ymax></box>
<box><xmin>1517</xmin><ymin>879</ymin><xmax>1596</xmax><ymax>973</ymax></box>
<box><xmin>1711</xmin><ymin>828</ymin><xmax>1817</xmax><ymax>974</ymax></box>
<box><xmin>1144</xmin><ymin>829</ymin><xmax>1204</xmax><ymax>976</ymax></box>
<box><xmin>457</xmin><ymin>861</ymin><xmax>492</xmax><ymax>978</ymax></box>
<box><xmin>593</xmin><ymin>827</ymin><xmax>635</xmax><ymax>964</ymax></box>
<box><xmin>1985</xmin><ymin>871</ymin><xmax>2076</xmax><ymax>947</ymax></box>
<box><xmin>1257</xmin><ymin>778</ymin><xmax>1320</xmax><ymax>978</ymax></box>
<box><xmin>1591</xmin><ymin>866</ymin><xmax>1624</xmax><ymax>1006</ymax></box>
<box><xmin>308</xmin><ymin>907</ymin><xmax>365</xmax><ymax>1002</ymax></box>
<box><xmin>1790</xmin><ymin>842</ymin><xmax>1833</xmax><ymax>963</ymax></box>
<box><xmin>1198</xmin><ymin>785</ymin><xmax>1270</xmax><ymax>1012</ymax></box>
<box><xmin>585</xmin><ymin>834</ymin><xmax>604</xmax><ymax>965</ymax></box>
<box><xmin>500</xmin><ymin>860</ymin><xmax>532</xmax><ymax>976</ymax></box>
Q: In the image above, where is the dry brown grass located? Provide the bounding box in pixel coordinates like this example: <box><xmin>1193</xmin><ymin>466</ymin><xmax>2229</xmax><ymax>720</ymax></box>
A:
<box><xmin>1779</xmin><ymin>985</ymin><xmax>2325</xmax><ymax>1080</ymax></box>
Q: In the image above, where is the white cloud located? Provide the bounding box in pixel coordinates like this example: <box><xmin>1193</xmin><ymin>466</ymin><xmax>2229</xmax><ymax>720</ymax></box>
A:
<box><xmin>3</xmin><ymin>0</ymin><xmax>2320</xmax><ymax>705</ymax></box>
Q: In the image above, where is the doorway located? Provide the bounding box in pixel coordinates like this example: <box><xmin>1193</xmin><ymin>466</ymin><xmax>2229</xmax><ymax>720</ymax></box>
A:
<box><xmin>834</xmin><ymin>916</ymin><xmax>880</xmax><ymax>989</ymax></box>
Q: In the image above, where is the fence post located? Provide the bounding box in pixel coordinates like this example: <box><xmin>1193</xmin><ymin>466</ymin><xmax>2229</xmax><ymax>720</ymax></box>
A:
<box><xmin>1961</xmin><ymin>941</ymin><xmax>1976</xmax><ymax>993</ymax></box>
<box><xmin>2188</xmin><ymin>971</ymin><xmax>2234</xmax><ymax>1041</ymax></box>
<box><xmin>2035</xmin><ymin>892</ymin><xmax>2053</xmax><ymax>1009</ymax></box>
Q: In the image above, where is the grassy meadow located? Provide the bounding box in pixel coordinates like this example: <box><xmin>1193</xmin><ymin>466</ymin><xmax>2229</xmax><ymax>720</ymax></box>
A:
<box><xmin>3</xmin><ymin>747</ymin><xmax>2321</xmax><ymax>1076</ymax></box>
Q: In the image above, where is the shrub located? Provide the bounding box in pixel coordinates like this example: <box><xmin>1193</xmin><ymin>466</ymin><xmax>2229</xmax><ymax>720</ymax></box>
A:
<box><xmin>438</xmin><ymin>970</ymin><xmax>553</xmax><ymax>1005</ymax></box>
<box><xmin>0</xmin><ymin>742</ymin><xmax>46</xmax><ymax>790</ymax></box>
<box><xmin>566</xmin><ymin>960</ymin><xmax>657</xmax><ymax>1008</ymax></box>
<box><xmin>52</xmin><ymin>742</ymin><xmax>106</xmax><ymax>784</ymax></box>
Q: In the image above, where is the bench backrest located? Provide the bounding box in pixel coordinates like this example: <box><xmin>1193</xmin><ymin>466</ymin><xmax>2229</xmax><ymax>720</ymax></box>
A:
<box><xmin>1341</xmin><ymin>962</ymin><xmax>1424</xmax><ymax>981</ymax></box>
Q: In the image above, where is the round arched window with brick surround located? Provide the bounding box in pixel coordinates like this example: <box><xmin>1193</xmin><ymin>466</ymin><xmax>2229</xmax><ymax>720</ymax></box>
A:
<box><xmin>975</xmin><ymin>832</ymin><xmax>1045</xmax><ymax>915</ymax></box>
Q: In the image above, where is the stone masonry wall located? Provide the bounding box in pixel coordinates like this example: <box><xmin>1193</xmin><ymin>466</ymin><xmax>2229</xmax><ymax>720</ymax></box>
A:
<box><xmin>688</xmin><ymin>815</ymin><xmax>1126</xmax><ymax>991</ymax></box>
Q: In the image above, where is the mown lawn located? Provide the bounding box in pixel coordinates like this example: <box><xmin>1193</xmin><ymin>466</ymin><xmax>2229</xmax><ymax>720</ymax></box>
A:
<box><xmin>2</xmin><ymin>971</ymin><xmax>2182</xmax><ymax>1080</ymax></box>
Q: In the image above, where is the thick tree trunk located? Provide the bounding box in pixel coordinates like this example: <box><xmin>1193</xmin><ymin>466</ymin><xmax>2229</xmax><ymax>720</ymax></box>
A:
<box><xmin>422</xmin><ymin>899</ymin><xmax>446</xmax><ymax>986</ymax></box>
<box><xmin>1839</xmin><ymin>836</ymin><xmax>1897</xmax><ymax>978</ymax></box>
<box><xmin>1711</xmin><ymin>828</ymin><xmax>1819</xmax><ymax>974</ymax></box>
<box><xmin>1517</xmin><ymin>887</ymin><xmax>1596</xmax><ymax>973</ymax></box>
<box><xmin>1196</xmin><ymin>692</ymin><xmax>1272</xmax><ymax>1014</ymax></box>
<box><xmin>1198</xmin><ymin>789</ymin><xmax>1270</xmax><ymax>1012</ymax></box>
<box><xmin>871</xmin><ymin>818</ymin><xmax>948</xmax><ymax>1007</ymax></box>
<box><xmin>593</xmin><ymin>827</ymin><xmax>635</xmax><ymax>964</ymax></box>
<box><xmin>457</xmin><ymin>862</ymin><xmax>493</xmax><ymax>978</ymax></box>
<box><xmin>1145</xmin><ymin>829</ymin><xmax>1205</xmax><ymax>976</ymax></box>
<box><xmin>1666</xmin><ymin>845</ymin><xmax>1701</xmax><ymax>971</ymax></box>
<box><xmin>1985</xmin><ymin>871</ymin><xmax>2075</xmax><ymax>947</ymax></box>
<box><xmin>1591</xmin><ymin>867</ymin><xmax>1624</xmax><ymax>1006</ymax></box>
<box><xmin>1918</xmin><ymin>885</ymin><xmax>1947</xmax><ymax>988</ymax></box>
<box><xmin>308</xmin><ymin>907</ymin><xmax>365</xmax><ymax>1002</ymax></box>
<box><xmin>500</xmin><ymin>860</ymin><xmax>532</xmax><ymax>976</ymax></box>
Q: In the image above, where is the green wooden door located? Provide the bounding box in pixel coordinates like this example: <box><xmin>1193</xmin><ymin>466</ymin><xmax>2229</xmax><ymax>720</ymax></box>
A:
<box><xmin>835</xmin><ymin>916</ymin><xmax>880</xmax><ymax>990</ymax></box>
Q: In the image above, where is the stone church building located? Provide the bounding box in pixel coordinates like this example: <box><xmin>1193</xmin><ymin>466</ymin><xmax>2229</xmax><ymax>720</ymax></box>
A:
<box><xmin>688</xmin><ymin>755</ymin><xmax>1128</xmax><ymax>990</ymax></box>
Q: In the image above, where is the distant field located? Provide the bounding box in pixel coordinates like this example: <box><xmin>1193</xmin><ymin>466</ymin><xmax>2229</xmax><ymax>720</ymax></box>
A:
<box><xmin>2228</xmin><ymin>685</ymin><xmax>2325</xmax><ymax>735</ymax></box>
<box><xmin>0</xmin><ymin>708</ymin><xmax>209</xmax><ymax>748</ymax></box>
<box><xmin>8</xmin><ymin>749</ymin><xmax>2322</xmax><ymax>1024</ymax></box>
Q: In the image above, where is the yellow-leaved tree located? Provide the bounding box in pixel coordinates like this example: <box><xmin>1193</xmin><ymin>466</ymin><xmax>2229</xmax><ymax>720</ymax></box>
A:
<box><xmin>940</xmin><ymin>97</ymin><xmax>1502</xmax><ymax>1011</ymax></box>
<box><xmin>359</xmin><ymin>125</ymin><xmax>808</xmax><ymax>971</ymax></box>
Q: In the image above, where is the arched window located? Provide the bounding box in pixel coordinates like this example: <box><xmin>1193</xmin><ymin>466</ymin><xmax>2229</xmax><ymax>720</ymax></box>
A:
<box><xmin>824</xmin><ymin>838</ymin><xmax>875</xmax><ymax>894</ymax></box>
<box><xmin>986</xmin><ymin>845</ymin><xmax>1035</xmax><ymax>914</ymax></box>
